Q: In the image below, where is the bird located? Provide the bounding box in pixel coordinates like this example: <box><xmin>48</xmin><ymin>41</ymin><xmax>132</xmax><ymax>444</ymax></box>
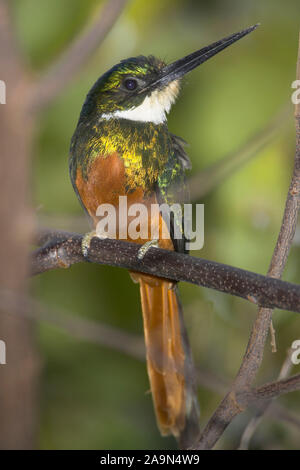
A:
<box><xmin>69</xmin><ymin>24</ymin><xmax>258</xmax><ymax>446</ymax></box>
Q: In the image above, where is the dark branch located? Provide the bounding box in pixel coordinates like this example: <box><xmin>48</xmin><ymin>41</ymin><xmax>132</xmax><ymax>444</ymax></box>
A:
<box><xmin>250</xmin><ymin>374</ymin><xmax>300</xmax><ymax>402</ymax></box>
<box><xmin>32</xmin><ymin>230</ymin><xmax>300</xmax><ymax>314</ymax></box>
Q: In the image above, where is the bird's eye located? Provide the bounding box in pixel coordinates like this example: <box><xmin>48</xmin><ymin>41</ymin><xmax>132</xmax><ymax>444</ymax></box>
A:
<box><xmin>124</xmin><ymin>78</ymin><xmax>138</xmax><ymax>91</ymax></box>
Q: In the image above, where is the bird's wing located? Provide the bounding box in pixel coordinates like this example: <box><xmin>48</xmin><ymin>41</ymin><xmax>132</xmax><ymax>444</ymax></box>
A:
<box><xmin>169</xmin><ymin>133</ymin><xmax>192</xmax><ymax>170</ymax></box>
<box><xmin>156</xmin><ymin>134</ymin><xmax>191</xmax><ymax>254</ymax></box>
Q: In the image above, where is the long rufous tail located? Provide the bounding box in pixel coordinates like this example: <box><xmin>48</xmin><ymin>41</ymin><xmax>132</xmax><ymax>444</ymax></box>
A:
<box><xmin>137</xmin><ymin>274</ymin><xmax>200</xmax><ymax>446</ymax></box>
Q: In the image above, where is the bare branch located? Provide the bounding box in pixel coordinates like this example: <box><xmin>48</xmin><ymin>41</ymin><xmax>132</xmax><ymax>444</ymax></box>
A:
<box><xmin>29</xmin><ymin>0</ymin><xmax>128</xmax><ymax>111</ymax></box>
<box><xmin>31</xmin><ymin>230</ymin><xmax>300</xmax><ymax>314</ymax></box>
<box><xmin>249</xmin><ymin>374</ymin><xmax>300</xmax><ymax>402</ymax></box>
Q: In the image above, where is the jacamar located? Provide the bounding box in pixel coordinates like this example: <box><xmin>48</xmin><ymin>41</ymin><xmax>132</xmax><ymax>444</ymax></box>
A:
<box><xmin>69</xmin><ymin>25</ymin><xmax>258</xmax><ymax>444</ymax></box>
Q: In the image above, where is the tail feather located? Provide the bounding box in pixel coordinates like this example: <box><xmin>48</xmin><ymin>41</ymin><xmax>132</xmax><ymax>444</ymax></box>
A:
<box><xmin>138</xmin><ymin>275</ymin><xmax>200</xmax><ymax>443</ymax></box>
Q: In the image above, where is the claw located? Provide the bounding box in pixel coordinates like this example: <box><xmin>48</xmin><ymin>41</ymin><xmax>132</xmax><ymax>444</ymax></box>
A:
<box><xmin>137</xmin><ymin>239</ymin><xmax>159</xmax><ymax>260</ymax></box>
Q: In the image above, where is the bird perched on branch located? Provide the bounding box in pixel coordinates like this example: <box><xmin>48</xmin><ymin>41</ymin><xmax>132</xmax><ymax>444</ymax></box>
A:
<box><xmin>69</xmin><ymin>25</ymin><xmax>258</xmax><ymax>446</ymax></box>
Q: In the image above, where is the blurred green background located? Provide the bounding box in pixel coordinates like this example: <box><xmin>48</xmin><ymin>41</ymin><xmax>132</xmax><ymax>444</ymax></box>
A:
<box><xmin>12</xmin><ymin>0</ymin><xmax>300</xmax><ymax>449</ymax></box>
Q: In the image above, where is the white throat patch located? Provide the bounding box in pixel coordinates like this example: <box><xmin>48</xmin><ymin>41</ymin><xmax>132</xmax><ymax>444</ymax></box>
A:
<box><xmin>101</xmin><ymin>80</ymin><xmax>180</xmax><ymax>125</ymax></box>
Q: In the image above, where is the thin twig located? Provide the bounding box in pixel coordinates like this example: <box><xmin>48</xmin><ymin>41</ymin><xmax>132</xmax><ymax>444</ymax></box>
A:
<box><xmin>29</xmin><ymin>0</ymin><xmax>128</xmax><ymax>111</ymax></box>
<box><xmin>31</xmin><ymin>231</ymin><xmax>300</xmax><ymax>314</ymax></box>
<box><xmin>247</xmin><ymin>374</ymin><xmax>300</xmax><ymax>402</ymax></box>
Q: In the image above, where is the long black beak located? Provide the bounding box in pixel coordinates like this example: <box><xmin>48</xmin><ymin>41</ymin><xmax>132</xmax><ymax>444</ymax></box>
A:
<box><xmin>151</xmin><ymin>24</ymin><xmax>259</xmax><ymax>89</ymax></box>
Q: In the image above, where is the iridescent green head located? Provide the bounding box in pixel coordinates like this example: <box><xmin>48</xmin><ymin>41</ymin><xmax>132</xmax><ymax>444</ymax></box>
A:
<box><xmin>81</xmin><ymin>55</ymin><xmax>177</xmax><ymax>124</ymax></box>
<box><xmin>79</xmin><ymin>25</ymin><xmax>258</xmax><ymax>125</ymax></box>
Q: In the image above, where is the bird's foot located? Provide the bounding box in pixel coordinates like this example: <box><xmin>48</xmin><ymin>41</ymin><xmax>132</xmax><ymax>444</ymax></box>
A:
<box><xmin>82</xmin><ymin>228</ymin><xmax>110</xmax><ymax>258</ymax></box>
<box><xmin>137</xmin><ymin>239</ymin><xmax>159</xmax><ymax>260</ymax></box>
<box><xmin>81</xmin><ymin>230</ymin><xmax>97</xmax><ymax>258</ymax></box>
